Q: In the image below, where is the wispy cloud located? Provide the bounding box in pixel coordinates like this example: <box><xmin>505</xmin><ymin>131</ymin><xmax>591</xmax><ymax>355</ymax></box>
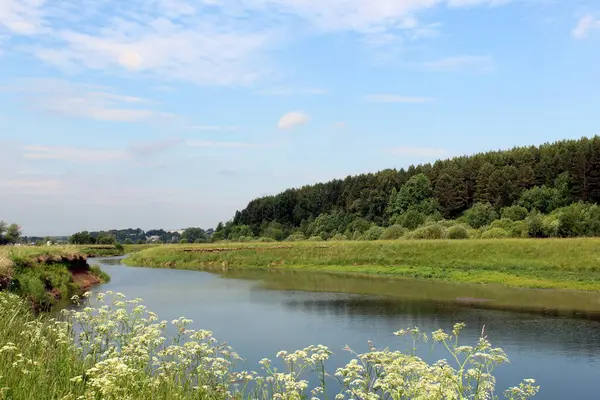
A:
<box><xmin>0</xmin><ymin>0</ymin><xmax>519</xmax><ymax>84</ymax></box>
<box><xmin>6</xmin><ymin>78</ymin><xmax>169</xmax><ymax>123</ymax></box>
<box><xmin>388</xmin><ymin>146</ymin><xmax>448</xmax><ymax>157</ymax></box>
<box><xmin>24</xmin><ymin>145</ymin><xmax>129</xmax><ymax>163</ymax></box>
<box><xmin>0</xmin><ymin>179</ymin><xmax>62</xmax><ymax>192</ymax></box>
<box><xmin>278</xmin><ymin>111</ymin><xmax>310</xmax><ymax>130</ymax></box>
<box><xmin>572</xmin><ymin>14</ymin><xmax>600</xmax><ymax>39</ymax></box>
<box><xmin>423</xmin><ymin>56</ymin><xmax>495</xmax><ymax>72</ymax></box>
<box><xmin>366</xmin><ymin>94</ymin><xmax>433</xmax><ymax>103</ymax></box>
<box><xmin>0</xmin><ymin>0</ymin><xmax>46</xmax><ymax>35</ymax></box>
<box><xmin>129</xmin><ymin>137</ymin><xmax>184</xmax><ymax>156</ymax></box>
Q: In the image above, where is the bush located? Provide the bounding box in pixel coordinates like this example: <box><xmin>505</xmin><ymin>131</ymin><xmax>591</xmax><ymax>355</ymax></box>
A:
<box><xmin>380</xmin><ymin>225</ymin><xmax>407</xmax><ymax>240</ymax></box>
<box><xmin>488</xmin><ymin>219</ymin><xmax>528</xmax><ymax>238</ymax></box>
<box><xmin>286</xmin><ymin>233</ymin><xmax>306</xmax><ymax>241</ymax></box>
<box><xmin>447</xmin><ymin>225</ymin><xmax>469</xmax><ymax>239</ymax></box>
<box><xmin>541</xmin><ymin>214</ymin><xmax>560</xmax><ymax>238</ymax></box>
<box><xmin>463</xmin><ymin>203</ymin><xmax>498</xmax><ymax>229</ymax></box>
<box><xmin>329</xmin><ymin>233</ymin><xmax>348</xmax><ymax>241</ymax></box>
<box><xmin>308</xmin><ymin>236</ymin><xmax>323</xmax><ymax>241</ymax></box>
<box><xmin>360</xmin><ymin>226</ymin><xmax>385</xmax><ymax>241</ymax></box>
<box><xmin>525</xmin><ymin>212</ymin><xmax>545</xmax><ymax>238</ymax></box>
<box><xmin>392</xmin><ymin>209</ymin><xmax>427</xmax><ymax>230</ymax></box>
<box><xmin>407</xmin><ymin>224</ymin><xmax>447</xmax><ymax>240</ymax></box>
<box><xmin>481</xmin><ymin>228</ymin><xmax>510</xmax><ymax>239</ymax></box>
<box><xmin>257</xmin><ymin>237</ymin><xmax>275</xmax><ymax>242</ymax></box>
<box><xmin>500</xmin><ymin>205</ymin><xmax>529</xmax><ymax>221</ymax></box>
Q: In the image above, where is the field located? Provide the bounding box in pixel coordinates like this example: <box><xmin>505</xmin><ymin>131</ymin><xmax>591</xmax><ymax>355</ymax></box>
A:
<box><xmin>123</xmin><ymin>238</ymin><xmax>600</xmax><ymax>291</ymax></box>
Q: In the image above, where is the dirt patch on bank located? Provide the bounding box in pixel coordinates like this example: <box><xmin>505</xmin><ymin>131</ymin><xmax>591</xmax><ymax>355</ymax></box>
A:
<box><xmin>71</xmin><ymin>269</ymin><xmax>102</xmax><ymax>291</ymax></box>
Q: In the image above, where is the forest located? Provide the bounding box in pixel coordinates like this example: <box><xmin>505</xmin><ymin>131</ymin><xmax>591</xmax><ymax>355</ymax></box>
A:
<box><xmin>212</xmin><ymin>136</ymin><xmax>600</xmax><ymax>241</ymax></box>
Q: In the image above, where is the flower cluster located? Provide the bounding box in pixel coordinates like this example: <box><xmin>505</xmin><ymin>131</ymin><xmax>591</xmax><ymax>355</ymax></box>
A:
<box><xmin>0</xmin><ymin>291</ymin><xmax>540</xmax><ymax>400</ymax></box>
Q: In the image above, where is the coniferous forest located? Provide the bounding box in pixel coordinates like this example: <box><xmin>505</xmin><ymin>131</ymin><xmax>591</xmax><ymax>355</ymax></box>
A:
<box><xmin>212</xmin><ymin>136</ymin><xmax>600</xmax><ymax>241</ymax></box>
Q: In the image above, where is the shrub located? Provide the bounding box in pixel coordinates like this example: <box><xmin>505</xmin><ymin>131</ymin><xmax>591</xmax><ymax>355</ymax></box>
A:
<box><xmin>392</xmin><ymin>209</ymin><xmax>427</xmax><ymax>230</ymax></box>
<box><xmin>308</xmin><ymin>236</ymin><xmax>323</xmax><ymax>241</ymax></box>
<box><xmin>329</xmin><ymin>233</ymin><xmax>348</xmax><ymax>241</ymax></box>
<box><xmin>447</xmin><ymin>225</ymin><xmax>469</xmax><ymax>239</ymax></box>
<box><xmin>525</xmin><ymin>212</ymin><xmax>545</xmax><ymax>238</ymax></box>
<box><xmin>481</xmin><ymin>228</ymin><xmax>510</xmax><ymax>239</ymax></box>
<box><xmin>407</xmin><ymin>224</ymin><xmax>447</xmax><ymax>240</ymax></box>
<box><xmin>379</xmin><ymin>225</ymin><xmax>407</xmax><ymax>240</ymax></box>
<box><xmin>360</xmin><ymin>226</ymin><xmax>385</xmax><ymax>241</ymax></box>
<box><xmin>488</xmin><ymin>219</ymin><xmax>528</xmax><ymax>238</ymax></box>
<box><xmin>257</xmin><ymin>237</ymin><xmax>275</xmax><ymax>242</ymax></box>
<box><xmin>501</xmin><ymin>205</ymin><xmax>529</xmax><ymax>221</ymax></box>
<box><xmin>541</xmin><ymin>214</ymin><xmax>560</xmax><ymax>238</ymax></box>
<box><xmin>286</xmin><ymin>233</ymin><xmax>306</xmax><ymax>241</ymax></box>
<box><xmin>463</xmin><ymin>203</ymin><xmax>498</xmax><ymax>229</ymax></box>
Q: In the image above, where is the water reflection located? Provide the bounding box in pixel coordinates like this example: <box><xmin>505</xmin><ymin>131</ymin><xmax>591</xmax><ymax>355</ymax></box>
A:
<box><xmin>88</xmin><ymin>257</ymin><xmax>600</xmax><ymax>399</ymax></box>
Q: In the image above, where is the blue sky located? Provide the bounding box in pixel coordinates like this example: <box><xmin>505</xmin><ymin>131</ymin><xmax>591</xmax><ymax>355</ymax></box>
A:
<box><xmin>0</xmin><ymin>0</ymin><xmax>599</xmax><ymax>236</ymax></box>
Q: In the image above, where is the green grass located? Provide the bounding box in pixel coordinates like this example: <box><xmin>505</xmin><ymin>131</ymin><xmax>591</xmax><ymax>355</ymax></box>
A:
<box><xmin>123</xmin><ymin>238</ymin><xmax>600</xmax><ymax>291</ymax></box>
<box><xmin>0</xmin><ymin>246</ymin><xmax>108</xmax><ymax>309</ymax></box>
<box><xmin>76</xmin><ymin>244</ymin><xmax>125</xmax><ymax>257</ymax></box>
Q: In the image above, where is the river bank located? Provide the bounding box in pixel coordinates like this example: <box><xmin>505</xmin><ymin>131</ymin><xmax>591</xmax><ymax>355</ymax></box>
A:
<box><xmin>123</xmin><ymin>238</ymin><xmax>600</xmax><ymax>291</ymax></box>
<box><xmin>0</xmin><ymin>246</ymin><xmax>109</xmax><ymax>309</ymax></box>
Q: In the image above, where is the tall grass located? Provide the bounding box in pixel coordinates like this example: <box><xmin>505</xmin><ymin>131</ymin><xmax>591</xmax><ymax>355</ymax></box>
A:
<box><xmin>123</xmin><ymin>239</ymin><xmax>600</xmax><ymax>291</ymax></box>
<box><xmin>0</xmin><ymin>290</ymin><xmax>539</xmax><ymax>399</ymax></box>
<box><xmin>0</xmin><ymin>246</ymin><xmax>108</xmax><ymax>309</ymax></box>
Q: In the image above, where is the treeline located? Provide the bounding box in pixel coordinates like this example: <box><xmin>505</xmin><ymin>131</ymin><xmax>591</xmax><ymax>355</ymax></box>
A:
<box><xmin>211</xmin><ymin>136</ymin><xmax>600</xmax><ymax>241</ymax></box>
<box><xmin>0</xmin><ymin>221</ymin><xmax>21</xmax><ymax>245</ymax></box>
<box><xmin>69</xmin><ymin>227</ymin><xmax>215</xmax><ymax>245</ymax></box>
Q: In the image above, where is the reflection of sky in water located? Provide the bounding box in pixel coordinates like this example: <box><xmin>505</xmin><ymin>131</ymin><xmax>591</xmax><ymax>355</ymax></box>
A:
<box><xmin>89</xmin><ymin>258</ymin><xmax>600</xmax><ymax>399</ymax></box>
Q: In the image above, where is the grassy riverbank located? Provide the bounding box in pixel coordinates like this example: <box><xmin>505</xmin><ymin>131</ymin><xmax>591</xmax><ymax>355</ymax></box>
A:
<box><xmin>0</xmin><ymin>246</ymin><xmax>108</xmax><ymax>309</ymax></box>
<box><xmin>124</xmin><ymin>239</ymin><xmax>600</xmax><ymax>291</ymax></box>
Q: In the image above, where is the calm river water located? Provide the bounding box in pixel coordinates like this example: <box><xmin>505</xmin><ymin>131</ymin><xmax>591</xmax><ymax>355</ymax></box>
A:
<box><xmin>89</xmin><ymin>257</ymin><xmax>600</xmax><ymax>399</ymax></box>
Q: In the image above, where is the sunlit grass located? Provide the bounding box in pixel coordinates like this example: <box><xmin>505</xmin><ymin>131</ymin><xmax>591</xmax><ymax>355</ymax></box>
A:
<box><xmin>123</xmin><ymin>238</ymin><xmax>600</xmax><ymax>291</ymax></box>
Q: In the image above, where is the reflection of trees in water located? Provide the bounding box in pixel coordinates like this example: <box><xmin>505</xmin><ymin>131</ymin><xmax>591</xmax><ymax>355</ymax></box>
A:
<box><xmin>284</xmin><ymin>297</ymin><xmax>600</xmax><ymax>357</ymax></box>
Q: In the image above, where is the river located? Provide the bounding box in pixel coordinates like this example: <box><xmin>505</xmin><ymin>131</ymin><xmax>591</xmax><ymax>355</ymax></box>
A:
<box><xmin>89</xmin><ymin>257</ymin><xmax>600</xmax><ymax>399</ymax></box>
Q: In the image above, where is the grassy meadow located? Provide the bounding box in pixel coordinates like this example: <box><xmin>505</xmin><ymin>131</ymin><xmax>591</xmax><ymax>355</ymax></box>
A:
<box><xmin>123</xmin><ymin>238</ymin><xmax>600</xmax><ymax>291</ymax></box>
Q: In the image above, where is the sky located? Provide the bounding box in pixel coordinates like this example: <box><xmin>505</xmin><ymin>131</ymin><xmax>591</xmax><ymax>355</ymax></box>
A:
<box><xmin>0</xmin><ymin>0</ymin><xmax>599</xmax><ymax>236</ymax></box>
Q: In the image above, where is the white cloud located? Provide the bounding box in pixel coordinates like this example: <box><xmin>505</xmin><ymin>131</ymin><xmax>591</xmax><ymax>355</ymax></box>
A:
<box><xmin>0</xmin><ymin>0</ymin><xmax>46</xmax><ymax>35</ymax></box>
<box><xmin>423</xmin><ymin>55</ymin><xmax>495</xmax><ymax>72</ymax></box>
<box><xmin>23</xmin><ymin>145</ymin><xmax>129</xmax><ymax>163</ymax></box>
<box><xmin>366</xmin><ymin>94</ymin><xmax>433</xmax><ymax>103</ymax></box>
<box><xmin>6</xmin><ymin>78</ymin><xmax>167</xmax><ymax>122</ymax></box>
<box><xmin>186</xmin><ymin>140</ymin><xmax>258</xmax><ymax>148</ymax></box>
<box><xmin>388</xmin><ymin>146</ymin><xmax>448</xmax><ymax>157</ymax></box>
<box><xmin>572</xmin><ymin>15</ymin><xmax>600</xmax><ymax>39</ymax></box>
<box><xmin>0</xmin><ymin>0</ymin><xmax>519</xmax><ymax>84</ymax></box>
<box><xmin>277</xmin><ymin>111</ymin><xmax>310</xmax><ymax>130</ymax></box>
